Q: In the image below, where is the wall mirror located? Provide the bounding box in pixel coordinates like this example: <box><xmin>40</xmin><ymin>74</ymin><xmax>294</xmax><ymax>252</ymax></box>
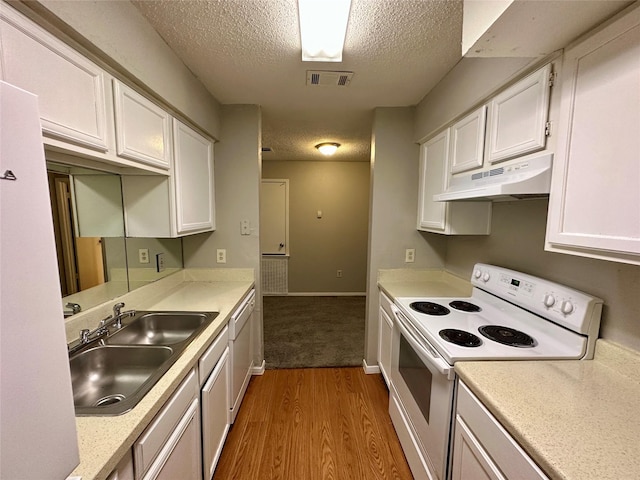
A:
<box><xmin>47</xmin><ymin>162</ymin><xmax>129</xmax><ymax>315</ymax></box>
<box><xmin>46</xmin><ymin>162</ymin><xmax>184</xmax><ymax>317</ymax></box>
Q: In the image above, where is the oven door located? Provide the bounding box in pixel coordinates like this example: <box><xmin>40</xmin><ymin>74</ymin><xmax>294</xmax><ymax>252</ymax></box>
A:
<box><xmin>390</xmin><ymin>305</ymin><xmax>456</xmax><ymax>480</ymax></box>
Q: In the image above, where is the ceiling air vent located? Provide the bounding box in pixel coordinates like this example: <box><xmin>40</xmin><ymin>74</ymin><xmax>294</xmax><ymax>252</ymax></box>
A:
<box><xmin>306</xmin><ymin>70</ymin><xmax>353</xmax><ymax>87</ymax></box>
<box><xmin>262</xmin><ymin>147</ymin><xmax>273</xmax><ymax>152</ymax></box>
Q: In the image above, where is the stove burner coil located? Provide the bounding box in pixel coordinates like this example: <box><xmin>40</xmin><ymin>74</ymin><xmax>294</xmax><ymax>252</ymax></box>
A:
<box><xmin>410</xmin><ymin>302</ymin><xmax>450</xmax><ymax>316</ymax></box>
<box><xmin>439</xmin><ymin>329</ymin><xmax>483</xmax><ymax>347</ymax></box>
<box><xmin>449</xmin><ymin>300</ymin><xmax>482</xmax><ymax>312</ymax></box>
<box><xmin>478</xmin><ymin>325</ymin><xmax>536</xmax><ymax>348</ymax></box>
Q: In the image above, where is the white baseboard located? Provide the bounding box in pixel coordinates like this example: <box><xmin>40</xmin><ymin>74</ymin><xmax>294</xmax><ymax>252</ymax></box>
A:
<box><xmin>362</xmin><ymin>358</ymin><xmax>381</xmax><ymax>375</ymax></box>
<box><xmin>272</xmin><ymin>292</ymin><xmax>366</xmax><ymax>297</ymax></box>
<box><xmin>251</xmin><ymin>360</ymin><xmax>266</xmax><ymax>375</ymax></box>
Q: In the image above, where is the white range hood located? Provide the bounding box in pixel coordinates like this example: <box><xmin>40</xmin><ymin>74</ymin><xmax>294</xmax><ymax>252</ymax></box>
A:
<box><xmin>434</xmin><ymin>153</ymin><xmax>552</xmax><ymax>202</ymax></box>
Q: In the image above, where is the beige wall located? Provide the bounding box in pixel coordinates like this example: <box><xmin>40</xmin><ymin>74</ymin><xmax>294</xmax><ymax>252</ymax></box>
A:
<box><xmin>262</xmin><ymin>161</ymin><xmax>369</xmax><ymax>294</ymax></box>
<box><xmin>365</xmin><ymin>107</ymin><xmax>448</xmax><ymax>366</ymax></box>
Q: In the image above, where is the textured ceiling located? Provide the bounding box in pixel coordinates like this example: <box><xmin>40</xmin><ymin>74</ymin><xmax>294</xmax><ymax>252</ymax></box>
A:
<box><xmin>131</xmin><ymin>0</ymin><xmax>464</xmax><ymax>162</ymax></box>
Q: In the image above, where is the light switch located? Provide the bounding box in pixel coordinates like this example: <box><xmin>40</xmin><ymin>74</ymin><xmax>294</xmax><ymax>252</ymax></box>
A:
<box><xmin>317</xmin><ymin>210</ymin><xmax>322</xmax><ymax>218</ymax></box>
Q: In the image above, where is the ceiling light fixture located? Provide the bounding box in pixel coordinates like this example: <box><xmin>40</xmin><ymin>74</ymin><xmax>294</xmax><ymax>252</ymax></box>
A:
<box><xmin>315</xmin><ymin>142</ymin><xmax>340</xmax><ymax>156</ymax></box>
<box><xmin>298</xmin><ymin>0</ymin><xmax>351</xmax><ymax>62</ymax></box>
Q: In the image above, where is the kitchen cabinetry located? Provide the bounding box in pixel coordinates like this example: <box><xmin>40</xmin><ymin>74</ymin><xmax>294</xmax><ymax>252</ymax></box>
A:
<box><xmin>134</xmin><ymin>369</ymin><xmax>201</xmax><ymax>480</ymax></box>
<box><xmin>545</xmin><ymin>5</ymin><xmax>640</xmax><ymax>265</ymax></box>
<box><xmin>122</xmin><ymin>120</ymin><xmax>215</xmax><ymax>237</ymax></box>
<box><xmin>200</xmin><ymin>326</ymin><xmax>230</xmax><ymax>480</ymax></box>
<box><xmin>449</xmin><ymin>106</ymin><xmax>487</xmax><ymax>174</ymax></box>
<box><xmin>452</xmin><ymin>381</ymin><xmax>547</xmax><ymax>480</ymax></box>
<box><xmin>113</xmin><ymin>80</ymin><xmax>171</xmax><ymax>170</ymax></box>
<box><xmin>229</xmin><ymin>289</ymin><xmax>255</xmax><ymax>423</ymax></box>
<box><xmin>0</xmin><ymin>5</ymin><xmax>109</xmax><ymax>151</ymax></box>
<box><xmin>486</xmin><ymin>64</ymin><xmax>552</xmax><ymax>164</ymax></box>
<box><xmin>107</xmin><ymin>451</ymin><xmax>134</xmax><ymax>480</ymax></box>
<box><xmin>378</xmin><ymin>290</ymin><xmax>394</xmax><ymax>386</ymax></box>
<box><xmin>417</xmin><ymin>129</ymin><xmax>492</xmax><ymax>235</ymax></box>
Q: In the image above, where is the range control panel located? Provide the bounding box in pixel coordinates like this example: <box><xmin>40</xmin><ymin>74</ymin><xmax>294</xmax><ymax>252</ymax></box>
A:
<box><xmin>470</xmin><ymin>263</ymin><xmax>603</xmax><ymax>336</ymax></box>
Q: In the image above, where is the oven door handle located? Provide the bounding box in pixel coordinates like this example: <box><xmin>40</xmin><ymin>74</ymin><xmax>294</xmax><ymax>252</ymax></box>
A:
<box><xmin>391</xmin><ymin>304</ymin><xmax>455</xmax><ymax>380</ymax></box>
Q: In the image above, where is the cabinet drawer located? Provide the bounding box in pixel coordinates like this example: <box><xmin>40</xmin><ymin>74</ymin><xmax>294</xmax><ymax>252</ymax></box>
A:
<box><xmin>379</xmin><ymin>291</ymin><xmax>394</xmax><ymax>320</ymax></box>
<box><xmin>456</xmin><ymin>381</ymin><xmax>547</xmax><ymax>480</ymax></box>
<box><xmin>199</xmin><ymin>325</ymin><xmax>229</xmax><ymax>386</ymax></box>
<box><xmin>134</xmin><ymin>369</ymin><xmax>198</xmax><ymax>478</ymax></box>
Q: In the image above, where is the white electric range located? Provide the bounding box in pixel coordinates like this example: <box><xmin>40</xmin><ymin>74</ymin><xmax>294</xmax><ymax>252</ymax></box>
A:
<box><xmin>387</xmin><ymin>264</ymin><xmax>604</xmax><ymax>480</ymax></box>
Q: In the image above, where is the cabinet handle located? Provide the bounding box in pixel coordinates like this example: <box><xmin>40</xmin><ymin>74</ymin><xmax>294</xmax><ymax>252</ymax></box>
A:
<box><xmin>1</xmin><ymin>170</ymin><xmax>17</xmax><ymax>181</ymax></box>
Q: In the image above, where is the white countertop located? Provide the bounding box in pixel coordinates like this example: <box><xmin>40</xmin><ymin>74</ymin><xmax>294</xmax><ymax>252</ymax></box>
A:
<box><xmin>66</xmin><ymin>269</ymin><xmax>254</xmax><ymax>480</ymax></box>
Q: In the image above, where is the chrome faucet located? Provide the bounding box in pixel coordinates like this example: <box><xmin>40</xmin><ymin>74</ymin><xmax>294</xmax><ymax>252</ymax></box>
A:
<box><xmin>111</xmin><ymin>302</ymin><xmax>136</xmax><ymax>329</ymax></box>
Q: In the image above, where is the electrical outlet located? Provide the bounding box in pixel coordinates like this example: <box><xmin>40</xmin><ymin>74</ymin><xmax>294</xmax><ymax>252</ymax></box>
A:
<box><xmin>156</xmin><ymin>252</ymin><xmax>165</xmax><ymax>272</ymax></box>
<box><xmin>337</xmin><ymin>269</ymin><xmax>343</xmax><ymax>278</ymax></box>
<box><xmin>241</xmin><ymin>220</ymin><xmax>251</xmax><ymax>235</ymax></box>
<box><xmin>138</xmin><ymin>248</ymin><xmax>149</xmax><ymax>264</ymax></box>
<box><xmin>216</xmin><ymin>249</ymin><xmax>227</xmax><ymax>264</ymax></box>
<box><xmin>405</xmin><ymin>248</ymin><xmax>415</xmax><ymax>263</ymax></box>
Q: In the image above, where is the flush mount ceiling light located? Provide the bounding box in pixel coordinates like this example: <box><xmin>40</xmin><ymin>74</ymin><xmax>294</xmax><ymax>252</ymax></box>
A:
<box><xmin>315</xmin><ymin>142</ymin><xmax>340</xmax><ymax>156</ymax></box>
<box><xmin>298</xmin><ymin>0</ymin><xmax>352</xmax><ymax>62</ymax></box>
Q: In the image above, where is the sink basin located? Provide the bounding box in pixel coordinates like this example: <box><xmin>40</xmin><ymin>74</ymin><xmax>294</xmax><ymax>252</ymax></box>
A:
<box><xmin>70</xmin><ymin>310</ymin><xmax>218</xmax><ymax>415</ymax></box>
<box><xmin>70</xmin><ymin>345</ymin><xmax>173</xmax><ymax>415</ymax></box>
<box><xmin>106</xmin><ymin>312</ymin><xmax>215</xmax><ymax>345</ymax></box>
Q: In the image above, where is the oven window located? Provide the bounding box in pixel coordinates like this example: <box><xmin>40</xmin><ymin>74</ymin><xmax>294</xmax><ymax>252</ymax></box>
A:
<box><xmin>399</xmin><ymin>334</ymin><xmax>432</xmax><ymax>422</ymax></box>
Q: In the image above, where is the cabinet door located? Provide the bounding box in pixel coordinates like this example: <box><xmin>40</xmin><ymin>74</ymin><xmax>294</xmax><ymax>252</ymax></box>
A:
<box><xmin>546</xmin><ymin>6</ymin><xmax>640</xmax><ymax>265</ymax></box>
<box><xmin>449</xmin><ymin>106</ymin><xmax>486</xmax><ymax>174</ymax></box>
<box><xmin>378</xmin><ymin>306</ymin><xmax>393</xmax><ymax>385</ymax></box>
<box><xmin>202</xmin><ymin>349</ymin><xmax>230</xmax><ymax>480</ymax></box>
<box><xmin>417</xmin><ymin>129</ymin><xmax>449</xmax><ymax>231</ymax></box>
<box><xmin>0</xmin><ymin>6</ymin><xmax>109</xmax><ymax>151</ymax></box>
<box><xmin>451</xmin><ymin>416</ymin><xmax>505</xmax><ymax>480</ymax></box>
<box><xmin>417</xmin><ymin>130</ymin><xmax>492</xmax><ymax>235</ymax></box>
<box><xmin>487</xmin><ymin>64</ymin><xmax>552</xmax><ymax>164</ymax></box>
<box><xmin>113</xmin><ymin>80</ymin><xmax>171</xmax><ymax>169</ymax></box>
<box><xmin>172</xmin><ymin>120</ymin><xmax>215</xmax><ymax>235</ymax></box>
<box><xmin>142</xmin><ymin>399</ymin><xmax>202</xmax><ymax>480</ymax></box>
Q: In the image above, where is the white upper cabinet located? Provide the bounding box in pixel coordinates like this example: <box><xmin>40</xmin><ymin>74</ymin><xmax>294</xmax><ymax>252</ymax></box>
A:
<box><xmin>450</xmin><ymin>106</ymin><xmax>487</xmax><ymax>174</ymax></box>
<box><xmin>0</xmin><ymin>5</ymin><xmax>109</xmax><ymax>151</ymax></box>
<box><xmin>122</xmin><ymin>120</ymin><xmax>215</xmax><ymax>238</ymax></box>
<box><xmin>113</xmin><ymin>80</ymin><xmax>171</xmax><ymax>169</ymax></box>
<box><xmin>487</xmin><ymin>64</ymin><xmax>552</xmax><ymax>164</ymax></box>
<box><xmin>173</xmin><ymin>119</ymin><xmax>215</xmax><ymax>235</ymax></box>
<box><xmin>545</xmin><ymin>4</ymin><xmax>640</xmax><ymax>265</ymax></box>
<box><xmin>418</xmin><ymin>129</ymin><xmax>491</xmax><ymax>235</ymax></box>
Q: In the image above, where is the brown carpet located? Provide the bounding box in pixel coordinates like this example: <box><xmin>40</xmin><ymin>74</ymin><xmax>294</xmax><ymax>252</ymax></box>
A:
<box><xmin>263</xmin><ymin>296</ymin><xmax>366</xmax><ymax>369</ymax></box>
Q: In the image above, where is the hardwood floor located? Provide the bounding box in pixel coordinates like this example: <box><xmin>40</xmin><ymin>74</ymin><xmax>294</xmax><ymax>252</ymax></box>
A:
<box><xmin>213</xmin><ymin>368</ymin><xmax>413</xmax><ymax>480</ymax></box>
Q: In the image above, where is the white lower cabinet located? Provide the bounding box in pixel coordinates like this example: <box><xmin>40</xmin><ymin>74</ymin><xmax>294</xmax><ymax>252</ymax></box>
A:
<box><xmin>199</xmin><ymin>326</ymin><xmax>231</xmax><ymax>480</ymax></box>
<box><xmin>377</xmin><ymin>290</ymin><xmax>394</xmax><ymax>386</ymax></box>
<box><xmin>106</xmin><ymin>450</ymin><xmax>134</xmax><ymax>480</ymax></box>
<box><xmin>452</xmin><ymin>381</ymin><xmax>548</xmax><ymax>480</ymax></box>
<box><xmin>229</xmin><ymin>290</ymin><xmax>256</xmax><ymax>423</ymax></box>
<box><xmin>134</xmin><ymin>369</ymin><xmax>201</xmax><ymax>480</ymax></box>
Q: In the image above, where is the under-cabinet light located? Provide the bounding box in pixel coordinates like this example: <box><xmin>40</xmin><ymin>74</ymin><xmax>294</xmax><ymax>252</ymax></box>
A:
<box><xmin>298</xmin><ymin>0</ymin><xmax>351</xmax><ymax>62</ymax></box>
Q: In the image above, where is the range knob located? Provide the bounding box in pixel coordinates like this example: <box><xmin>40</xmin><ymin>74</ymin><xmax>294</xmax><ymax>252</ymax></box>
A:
<box><xmin>482</xmin><ymin>272</ymin><xmax>490</xmax><ymax>282</ymax></box>
<box><xmin>473</xmin><ymin>269</ymin><xmax>482</xmax><ymax>279</ymax></box>
<box><xmin>543</xmin><ymin>294</ymin><xmax>556</xmax><ymax>308</ymax></box>
<box><xmin>561</xmin><ymin>300</ymin><xmax>574</xmax><ymax>315</ymax></box>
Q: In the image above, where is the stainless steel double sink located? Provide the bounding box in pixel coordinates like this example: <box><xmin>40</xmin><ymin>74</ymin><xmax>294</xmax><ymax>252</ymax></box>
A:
<box><xmin>69</xmin><ymin>311</ymin><xmax>218</xmax><ymax>416</ymax></box>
